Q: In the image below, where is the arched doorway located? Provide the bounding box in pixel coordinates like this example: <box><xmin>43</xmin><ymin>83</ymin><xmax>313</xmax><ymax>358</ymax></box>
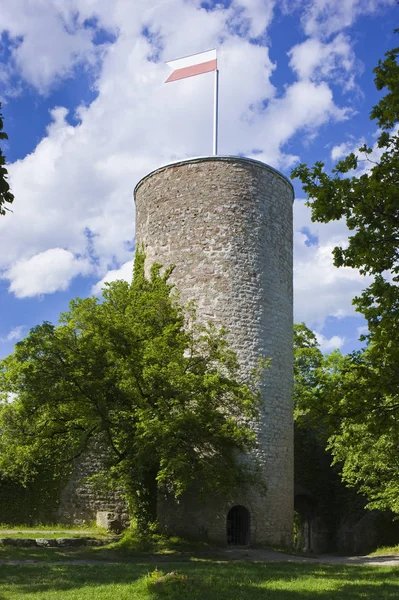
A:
<box><xmin>226</xmin><ymin>505</ymin><xmax>250</xmax><ymax>545</ymax></box>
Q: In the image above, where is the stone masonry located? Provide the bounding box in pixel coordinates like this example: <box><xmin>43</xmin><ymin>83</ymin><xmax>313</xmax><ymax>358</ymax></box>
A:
<box><xmin>58</xmin><ymin>441</ymin><xmax>129</xmax><ymax>527</ymax></box>
<box><xmin>134</xmin><ymin>156</ymin><xmax>294</xmax><ymax>545</ymax></box>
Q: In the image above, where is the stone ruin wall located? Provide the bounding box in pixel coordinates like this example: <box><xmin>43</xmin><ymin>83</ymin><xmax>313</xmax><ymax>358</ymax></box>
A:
<box><xmin>58</xmin><ymin>443</ymin><xmax>129</xmax><ymax>527</ymax></box>
<box><xmin>134</xmin><ymin>156</ymin><xmax>294</xmax><ymax>545</ymax></box>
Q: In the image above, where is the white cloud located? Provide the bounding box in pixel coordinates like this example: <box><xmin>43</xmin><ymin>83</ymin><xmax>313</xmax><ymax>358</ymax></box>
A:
<box><xmin>0</xmin><ymin>0</ymin><xmax>391</xmax><ymax>337</ymax></box>
<box><xmin>293</xmin><ymin>198</ymin><xmax>372</xmax><ymax>328</ymax></box>
<box><xmin>0</xmin><ymin>0</ymin><xmax>112</xmax><ymax>94</ymax></box>
<box><xmin>331</xmin><ymin>124</ymin><xmax>399</xmax><ymax>169</ymax></box>
<box><xmin>3</xmin><ymin>248</ymin><xmax>92</xmax><ymax>298</ymax></box>
<box><xmin>265</xmin><ymin>79</ymin><xmax>349</xmax><ymax>136</ymax></box>
<box><xmin>331</xmin><ymin>138</ymin><xmax>361</xmax><ymax>160</ymax></box>
<box><xmin>0</xmin><ymin>0</ymin><xmax>355</xmax><ymax>301</ymax></box>
<box><xmin>357</xmin><ymin>325</ymin><xmax>369</xmax><ymax>337</ymax></box>
<box><xmin>231</xmin><ymin>0</ymin><xmax>276</xmax><ymax>38</ymax></box>
<box><xmin>0</xmin><ymin>326</ymin><xmax>24</xmax><ymax>343</ymax></box>
<box><xmin>91</xmin><ymin>259</ymin><xmax>134</xmax><ymax>296</ymax></box>
<box><xmin>247</xmin><ymin>79</ymin><xmax>351</xmax><ymax>167</ymax></box>
<box><xmin>287</xmin><ymin>0</ymin><xmax>396</xmax><ymax>39</ymax></box>
<box><xmin>315</xmin><ymin>331</ymin><xmax>345</xmax><ymax>351</ymax></box>
<box><xmin>288</xmin><ymin>33</ymin><xmax>358</xmax><ymax>89</ymax></box>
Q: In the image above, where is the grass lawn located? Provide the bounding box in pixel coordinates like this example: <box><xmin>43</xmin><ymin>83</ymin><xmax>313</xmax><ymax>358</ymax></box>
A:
<box><xmin>0</xmin><ymin>531</ymin><xmax>213</xmax><ymax>562</ymax></box>
<box><xmin>371</xmin><ymin>546</ymin><xmax>399</xmax><ymax>556</ymax></box>
<box><xmin>0</xmin><ymin>560</ymin><xmax>398</xmax><ymax>599</ymax></box>
<box><xmin>0</xmin><ymin>524</ymin><xmax>107</xmax><ymax>538</ymax></box>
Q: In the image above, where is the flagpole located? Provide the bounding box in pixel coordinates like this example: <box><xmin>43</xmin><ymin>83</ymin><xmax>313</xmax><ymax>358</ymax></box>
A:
<box><xmin>213</xmin><ymin>68</ymin><xmax>219</xmax><ymax>156</ymax></box>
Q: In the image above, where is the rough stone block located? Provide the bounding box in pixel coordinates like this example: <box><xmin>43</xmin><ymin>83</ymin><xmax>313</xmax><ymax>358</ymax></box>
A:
<box><xmin>0</xmin><ymin>538</ymin><xmax>37</xmax><ymax>547</ymax></box>
<box><xmin>56</xmin><ymin>537</ymin><xmax>87</xmax><ymax>547</ymax></box>
<box><xmin>35</xmin><ymin>538</ymin><xmax>58</xmax><ymax>547</ymax></box>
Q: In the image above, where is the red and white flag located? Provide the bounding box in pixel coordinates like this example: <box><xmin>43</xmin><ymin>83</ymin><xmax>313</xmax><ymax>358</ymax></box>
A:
<box><xmin>165</xmin><ymin>49</ymin><xmax>217</xmax><ymax>83</ymax></box>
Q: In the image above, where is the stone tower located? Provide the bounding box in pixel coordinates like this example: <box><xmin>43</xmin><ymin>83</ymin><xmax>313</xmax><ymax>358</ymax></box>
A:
<box><xmin>134</xmin><ymin>156</ymin><xmax>294</xmax><ymax>546</ymax></box>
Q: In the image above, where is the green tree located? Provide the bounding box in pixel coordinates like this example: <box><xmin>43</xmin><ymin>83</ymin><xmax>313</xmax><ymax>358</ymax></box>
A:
<box><xmin>0</xmin><ymin>102</ymin><xmax>14</xmax><ymax>215</ymax></box>
<box><xmin>326</xmin><ymin>342</ymin><xmax>399</xmax><ymax>513</ymax></box>
<box><xmin>293</xmin><ymin>323</ymin><xmax>347</xmax><ymax>435</ymax></box>
<box><xmin>294</xmin><ymin>327</ymin><xmax>399</xmax><ymax>513</ymax></box>
<box><xmin>0</xmin><ymin>250</ymin><xmax>261</xmax><ymax>531</ymax></box>
<box><xmin>291</xmin><ymin>41</ymin><xmax>398</xmax><ymax>282</ymax></box>
<box><xmin>291</xmin><ymin>39</ymin><xmax>399</xmax><ymax>513</ymax></box>
<box><xmin>294</xmin><ymin>324</ymin><xmax>323</xmax><ymax>426</ymax></box>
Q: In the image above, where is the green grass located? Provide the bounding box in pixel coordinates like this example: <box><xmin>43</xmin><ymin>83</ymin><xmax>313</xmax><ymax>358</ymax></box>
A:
<box><xmin>0</xmin><ymin>531</ymin><xmax>216</xmax><ymax>563</ymax></box>
<box><xmin>0</xmin><ymin>523</ymin><xmax>109</xmax><ymax>544</ymax></box>
<box><xmin>370</xmin><ymin>545</ymin><xmax>399</xmax><ymax>556</ymax></box>
<box><xmin>0</xmin><ymin>532</ymin><xmax>107</xmax><ymax>539</ymax></box>
<box><xmin>0</xmin><ymin>522</ymin><xmax>97</xmax><ymax>529</ymax></box>
<box><xmin>0</xmin><ymin>561</ymin><xmax>398</xmax><ymax>599</ymax></box>
<box><xmin>0</xmin><ymin>523</ymin><xmax>108</xmax><ymax>540</ymax></box>
<box><xmin>108</xmin><ymin>530</ymin><xmax>213</xmax><ymax>554</ymax></box>
<box><xmin>0</xmin><ymin>545</ymin><xmax>107</xmax><ymax>562</ymax></box>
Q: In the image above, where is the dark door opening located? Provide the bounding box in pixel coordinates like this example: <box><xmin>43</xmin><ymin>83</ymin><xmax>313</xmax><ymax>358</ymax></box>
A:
<box><xmin>226</xmin><ymin>505</ymin><xmax>250</xmax><ymax>545</ymax></box>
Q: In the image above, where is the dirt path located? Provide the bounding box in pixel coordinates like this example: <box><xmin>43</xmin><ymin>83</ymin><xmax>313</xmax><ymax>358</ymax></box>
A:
<box><xmin>1</xmin><ymin>548</ymin><xmax>399</xmax><ymax>567</ymax></box>
<box><xmin>222</xmin><ymin>547</ymin><xmax>399</xmax><ymax>567</ymax></box>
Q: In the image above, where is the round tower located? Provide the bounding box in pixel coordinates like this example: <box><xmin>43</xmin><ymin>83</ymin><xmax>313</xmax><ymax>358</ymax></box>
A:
<box><xmin>134</xmin><ymin>156</ymin><xmax>294</xmax><ymax>546</ymax></box>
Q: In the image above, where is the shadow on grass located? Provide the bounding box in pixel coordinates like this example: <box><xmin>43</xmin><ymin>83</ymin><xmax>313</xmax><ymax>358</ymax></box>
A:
<box><xmin>0</xmin><ymin>561</ymin><xmax>398</xmax><ymax>599</ymax></box>
<box><xmin>149</xmin><ymin>561</ymin><xmax>399</xmax><ymax>600</ymax></box>
<box><xmin>0</xmin><ymin>563</ymin><xmax>151</xmax><ymax>597</ymax></box>
<box><xmin>0</xmin><ymin>546</ymin><xmax>106</xmax><ymax>563</ymax></box>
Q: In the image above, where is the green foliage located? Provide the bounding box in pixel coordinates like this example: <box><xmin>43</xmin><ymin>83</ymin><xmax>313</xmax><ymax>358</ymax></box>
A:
<box><xmin>326</xmin><ymin>343</ymin><xmax>399</xmax><ymax>513</ymax></box>
<box><xmin>294</xmin><ymin>322</ymin><xmax>399</xmax><ymax>518</ymax></box>
<box><xmin>291</xmin><ymin>37</ymin><xmax>399</xmax><ymax>515</ymax></box>
<box><xmin>0</xmin><ymin>249</ymin><xmax>261</xmax><ymax>531</ymax></box>
<box><xmin>371</xmin><ymin>37</ymin><xmax>399</xmax><ymax>130</ymax></box>
<box><xmin>293</xmin><ymin>324</ymin><xmax>366</xmax><ymax>539</ymax></box>
<box><xmin>294</xmin><ymin>323</ymin><xmax>348</xmax><ymax>435</ymax></box>
<box><xmin>294</xmin><ymin>323</ymin><xmax>324</xmax><ymax>426</ymax></box>
<box><xmin>0</xmin><ymin>468</ymin><xmax>65</xmax><ymax>526</ymax></box>
<box><xmin>0</xmin><ymin>102</ymin><xmax>14</xmax><ymax>215</ymax></box>
<box><xmin>292</xmin><ymin>510</ymin><xmax>304</xmax><ymax>548</ymax></box>
<box><xmin>108</xmin><ymin>524</ymin><xmax>213</xmax><ymax>556</ymax></box>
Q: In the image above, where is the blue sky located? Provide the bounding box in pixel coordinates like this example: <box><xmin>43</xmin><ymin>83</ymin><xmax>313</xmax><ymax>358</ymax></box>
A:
<box><xmin>0</xmin><ymin>0</ymin><xmax>397</xmax><ymax>358</ymax></box>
